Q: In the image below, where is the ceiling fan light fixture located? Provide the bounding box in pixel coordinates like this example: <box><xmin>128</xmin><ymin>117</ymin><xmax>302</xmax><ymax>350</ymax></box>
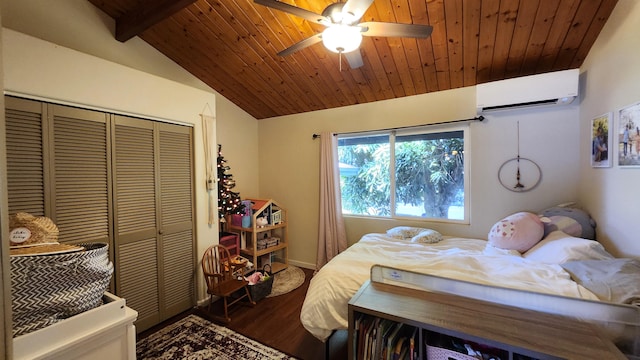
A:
<box><xmin>322</xmin><ymin>25</ymin><xmax>362</xmax><ymax>53</ymax></box>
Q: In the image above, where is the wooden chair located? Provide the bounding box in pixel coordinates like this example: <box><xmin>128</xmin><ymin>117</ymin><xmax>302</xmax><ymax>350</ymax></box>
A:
<box><xmin>201</xmin><ymin>244</ymin><xmax>255</xmax><ymax>323</ymax></box>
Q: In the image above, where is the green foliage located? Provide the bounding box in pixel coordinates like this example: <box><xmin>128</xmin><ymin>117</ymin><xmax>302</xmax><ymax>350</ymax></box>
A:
<box><xmin>339</xmin><ymin>134</ymin><xmax>464</xmax><ymax>219</ymax></box>
<box><xmin>340</xmin><ymin>143</ymin><xmax>390</xmax><ymax>216</ymax></box>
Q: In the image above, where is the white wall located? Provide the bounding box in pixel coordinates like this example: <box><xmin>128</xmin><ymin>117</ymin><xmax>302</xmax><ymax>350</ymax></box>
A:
<box><xmin>579</xmin><ymin>0</ymin><xmax>640</xmax><ymax>258</ymax></box>
<box><xmin>0</xmin><ymin>0</ymin><xmax>210</xmax><ymax>93</ymax></box>
<box><xmin>259</xmin><ymin>87</ymin><xmax>581</xmax><ymax>268</ymax></box>
<box><xmin>215</xmin><ymin>95</ymin><xmax>260</xmax><ymax>200</ymax></box>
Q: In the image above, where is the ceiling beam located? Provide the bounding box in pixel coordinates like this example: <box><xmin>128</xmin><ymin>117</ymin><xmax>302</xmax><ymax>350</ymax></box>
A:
<box><xmin>115</xmin><ymin>0</ymin><xmax>197</xmax><ymax>42</ymax></box>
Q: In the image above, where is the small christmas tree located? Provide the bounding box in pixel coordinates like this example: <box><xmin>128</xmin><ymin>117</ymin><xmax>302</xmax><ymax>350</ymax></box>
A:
<box><xmin>217</xmin><ymin>144</ymin><xmax>244</xmax><ymax>220</ymax></box>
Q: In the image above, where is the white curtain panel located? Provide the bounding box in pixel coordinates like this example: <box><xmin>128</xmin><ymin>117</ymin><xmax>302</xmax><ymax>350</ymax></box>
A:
<box><xmin>316</xmin><ymin>132</ymin><xmax>347</xmax><ymax>270</ymax></box>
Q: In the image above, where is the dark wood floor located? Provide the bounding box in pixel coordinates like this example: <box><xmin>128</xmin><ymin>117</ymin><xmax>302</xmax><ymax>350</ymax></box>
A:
<box><xmin>138</xmin><ymin>267</ymin><xmax>348</xmax><ymax>360</ymax></box>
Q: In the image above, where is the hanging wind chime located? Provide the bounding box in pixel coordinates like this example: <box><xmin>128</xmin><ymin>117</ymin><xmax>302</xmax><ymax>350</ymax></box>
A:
<box><xmin>498</xmin><ymin>121</ymin><xmax>542</xmax><ymax>192</ymax></box>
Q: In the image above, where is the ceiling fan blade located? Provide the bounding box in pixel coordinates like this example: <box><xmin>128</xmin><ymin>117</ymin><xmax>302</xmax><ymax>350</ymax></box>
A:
<box><xmin>254</xmin><ymin>0</ymin><xmax>328</xmax><ymax>25</ymax></box>
<box><xmin>344</xmin><ymin>50</ymin><xmax>364</xmax><ymax>69</ymax></box>
<box><xmin>341</xmin><ymin>0</ymin><xmax>374</xmax><ymax>23</ymax></box>
<box><xmin>359</xmin><ymin>22</ymin><xmax>433</xmax><ymax>38</ymax></box>
<box><xmin>277</xmin><ymin>33</ymin><xmax>323</xmax><ymax>56</ymax></box>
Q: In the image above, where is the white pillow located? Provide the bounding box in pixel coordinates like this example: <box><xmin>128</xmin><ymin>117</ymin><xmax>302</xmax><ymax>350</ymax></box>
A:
<box><xmin>410</xmin><ymin>229</ymin><xmax>443</xmax><ymax>244</ymax></box>
<box><xmin>483</xmin><ymin>244</ymin><xmax>522</xmax><ymax>257</ymax></box>
<box><xmin>523</xmin><ymin>231</ymin><xmax>613</xmax><ymax>264</ymax></box>
<box><xmin>386</xmin><ymin>226</ymin><xmax>431</xmax><ymax>239</ymax></box>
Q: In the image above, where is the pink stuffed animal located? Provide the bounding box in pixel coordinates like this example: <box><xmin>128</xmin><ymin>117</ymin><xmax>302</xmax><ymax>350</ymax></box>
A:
<box><xmin>245</xmin><ymin>272</ymin><xmax>263</xmax><ymax>285</ymax></box>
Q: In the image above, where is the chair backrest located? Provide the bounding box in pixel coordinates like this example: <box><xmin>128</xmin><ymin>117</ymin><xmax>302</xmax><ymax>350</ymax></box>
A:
<box><xmin>202</xmin><ymin>244</ymin><xmax>234</xmax><ymax>292</ymax></box>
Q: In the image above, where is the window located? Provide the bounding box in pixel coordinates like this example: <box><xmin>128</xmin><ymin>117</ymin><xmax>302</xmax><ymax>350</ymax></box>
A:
<box><xmin>338</xmin><ymin>126</ymin><xmax>469</xmax><ymax>222</ymax></box>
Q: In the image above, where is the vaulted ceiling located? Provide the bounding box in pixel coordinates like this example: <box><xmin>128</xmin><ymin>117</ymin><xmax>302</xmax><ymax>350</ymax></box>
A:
<box><xmin>87</xmin><ymin>0</ymin><xmax>618</xmax><ymax>119</ymax></box>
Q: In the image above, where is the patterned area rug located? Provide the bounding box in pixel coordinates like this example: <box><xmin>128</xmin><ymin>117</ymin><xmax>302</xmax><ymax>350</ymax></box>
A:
<box><xmin>267</xmin><ymin>265</ymin><xmax>305</xmax><ymax>298</ymax></box>
<box><xmin>137</xmin><ymin>314</ymin><xmax>297</xmax><ymax>359</ymax></box>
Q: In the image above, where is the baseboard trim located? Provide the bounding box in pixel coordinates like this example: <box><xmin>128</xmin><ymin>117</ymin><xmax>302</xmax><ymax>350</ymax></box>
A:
<box><xmin>288</xmin><ymin>259</ymin><xmax>315</xmax><ymax>270</ymax></box>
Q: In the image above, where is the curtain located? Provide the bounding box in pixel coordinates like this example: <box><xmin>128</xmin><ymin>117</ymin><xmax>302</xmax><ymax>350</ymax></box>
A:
<box><xmin>316</xmin><ymin>131</ymin><xmax>347</xmax><ymax>270</ymax></box>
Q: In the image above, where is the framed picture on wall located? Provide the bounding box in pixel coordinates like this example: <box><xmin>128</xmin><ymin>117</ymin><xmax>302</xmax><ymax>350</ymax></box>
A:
<box><xmin>591</xmin><ymin>112</ymin><xmax>612</xmax><ymax>168</ymax></box>
<box><xmin>617</xmin><ymin>101</ymin><xmax>640</xmax><ymax>167</ymax></box>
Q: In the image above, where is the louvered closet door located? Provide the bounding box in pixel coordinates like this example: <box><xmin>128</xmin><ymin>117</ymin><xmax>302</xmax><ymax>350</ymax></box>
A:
<box><xmin>5</xmin><ymin>97</ymin><xmax>47</xmax><ymax>217</ymax></box>
<box><xmin>156</xmin><ymin>122</ymin><xmax>195</xmax><ymax>319</ymax></box>
<box><xmin>113</xmin><ymin>116</ymin><xmax>160</xmax><ymax>331</ymax></box>
<box><xmin>113</xmin><ymin>116</ymin><xmax>195</xmax><ymax>332</ymax></box>
<box><xmin>5</xmin><ymin>98</ymin><xmax>111</xmax><ymax>246</ymax></box>
<box><xmin>49</xmin><ymin>105</ymin><xmax>111</xmax><ymax>245</ymax></box>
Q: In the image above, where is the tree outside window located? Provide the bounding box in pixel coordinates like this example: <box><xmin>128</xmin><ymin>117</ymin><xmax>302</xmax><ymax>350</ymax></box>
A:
<box><xmin>338</xmin><ymin>127</ymin><xmax>467</xmax><ymax>221</ymax></box>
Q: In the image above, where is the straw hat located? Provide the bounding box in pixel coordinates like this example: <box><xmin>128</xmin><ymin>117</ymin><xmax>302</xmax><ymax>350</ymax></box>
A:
<box><xmin>9</xmin><ymin>212</ymin><xmax>82</xmax><ymax>256</ymax></box>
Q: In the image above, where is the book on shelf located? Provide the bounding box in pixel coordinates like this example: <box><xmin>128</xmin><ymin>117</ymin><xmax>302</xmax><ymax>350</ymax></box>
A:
<box><xmin>409</xmin><ymin>327</ymin><xmax>417</xmax><ymax>360</ymax></box>
<box><xmin>374</xmin><ymin>319</ymin><xmax>395</xmax><ymax>360</ymax></box>
<box><xmin>357</xmin><ymin>315</ymin><xmax>371</xmax><ymax>359</ymax></box>
<box><xmin>355</xmin><ymin>315</ymin><xmax>419</xmax><ymax>360</ymax></box>
<box><xmin>385</xmin><ymin>322</ymin><xmax>404</xmax><ymax>360</ymax></box>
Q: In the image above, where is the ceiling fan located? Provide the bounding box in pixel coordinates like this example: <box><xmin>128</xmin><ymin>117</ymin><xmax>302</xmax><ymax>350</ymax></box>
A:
<box><xmin>255</xmin><ymin>0</ymin><xmax>433</xmax><ymax>69</ymax></box>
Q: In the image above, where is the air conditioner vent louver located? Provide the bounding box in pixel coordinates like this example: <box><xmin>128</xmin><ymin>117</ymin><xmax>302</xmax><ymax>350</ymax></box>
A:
<box><xmin>476</xmin><ymin>69</ymin><xmax>579</xmax><ymax>114</ymax></box>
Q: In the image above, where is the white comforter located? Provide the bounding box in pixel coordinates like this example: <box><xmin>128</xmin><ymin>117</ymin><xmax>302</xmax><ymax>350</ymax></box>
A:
<box><xmin>300</xmin><ymin>233</ymin><xmax>599</xmax><ymax>341</ymax></box>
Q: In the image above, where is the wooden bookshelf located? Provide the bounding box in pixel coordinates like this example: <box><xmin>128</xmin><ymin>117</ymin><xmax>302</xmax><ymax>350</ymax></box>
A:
<box><xmin>348</xmin><ymin>279</ymin><xmax>627</xmax><ymax>360</ymax></box>
<box><xmin>227</xmin><ymin>198</ymin><xmax>288</xmax><ymax>274</ymax></box>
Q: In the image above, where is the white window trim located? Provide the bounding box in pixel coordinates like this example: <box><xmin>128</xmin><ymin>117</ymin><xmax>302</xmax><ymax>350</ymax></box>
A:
<box><xmin>338</xmin><ymin>124</ymin><xmax>470</xmax><ymax>224</ymax></box>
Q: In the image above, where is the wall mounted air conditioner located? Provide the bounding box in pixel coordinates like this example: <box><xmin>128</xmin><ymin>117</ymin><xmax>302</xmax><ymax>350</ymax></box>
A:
<box><xmin>476</xmin><ymin>69</ymin><xmax>579</xmax><ymax>114</ymax></box>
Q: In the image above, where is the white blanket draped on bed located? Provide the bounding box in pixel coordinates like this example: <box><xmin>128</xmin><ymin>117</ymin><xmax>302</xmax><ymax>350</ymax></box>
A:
<box><xmin>300</xmin><ymin>233</ymin><xmax>599</xmax><ymax>341</ymax></box>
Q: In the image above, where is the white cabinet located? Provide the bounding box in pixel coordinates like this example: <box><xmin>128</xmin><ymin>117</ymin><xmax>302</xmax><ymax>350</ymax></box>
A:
<box><xmin>13</xmin><ymin>292</ymin><xmax>138</xmax><ymax>360</ymax></box>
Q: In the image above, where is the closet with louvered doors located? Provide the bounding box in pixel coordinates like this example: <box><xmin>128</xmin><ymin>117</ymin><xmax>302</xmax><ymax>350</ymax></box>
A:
<box><xmin>112</xmin><ymin>115</ymin><xmax>196</xmax><ymax>332</ymax></box>
<box><xmin>4</xmin><ymin>96</ymin><xmax>196</xmax><ymax>333</ymax></box>
<box><xmin>5</xmin><ymin>96</ymin><xmax>112</xmax><ymax>248</ymax></box>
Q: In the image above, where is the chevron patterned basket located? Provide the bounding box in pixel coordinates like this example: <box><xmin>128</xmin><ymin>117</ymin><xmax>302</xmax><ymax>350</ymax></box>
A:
<box><xmin>10</xmin><ymin>242</ymin><xmax>113</xmax><ymax>337</ymax></box>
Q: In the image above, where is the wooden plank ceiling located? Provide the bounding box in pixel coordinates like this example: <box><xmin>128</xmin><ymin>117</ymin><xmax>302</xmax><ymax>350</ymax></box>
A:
<box><xmin>87</xmin><ymin>0</ymin><xmax>618</xmax><ymax>119</ymax></box>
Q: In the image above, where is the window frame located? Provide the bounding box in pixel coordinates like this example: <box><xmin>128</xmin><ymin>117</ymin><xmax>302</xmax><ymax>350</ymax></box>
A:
<box><xmin>337</xmin><ymin>124</ymin><xmax>470</xmax><ymax>224</ymax></box>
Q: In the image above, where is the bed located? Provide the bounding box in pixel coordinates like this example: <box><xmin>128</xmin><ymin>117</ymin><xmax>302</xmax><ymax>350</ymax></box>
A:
<box><xmin>300</xmin><ymin>228</ymin><xmax>640</xmax><ymax>346</ymax></box>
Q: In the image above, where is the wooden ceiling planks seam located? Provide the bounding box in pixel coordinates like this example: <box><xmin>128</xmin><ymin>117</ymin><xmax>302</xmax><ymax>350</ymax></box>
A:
<box><xmin>190</xmin><ymin>0</ymin><xmax>324</xmax><ymax>113</ymax></box>
<box><xmin>461</xmin><ymin>1</ymin><xmax>480</xmax><ymax>88</ymax></box>
<box><xmin>427</xmin><ymin>0</ymin><xmax>451</xmax><ymax>91</ymax></box>
<box><xmin>503</xmin><ymin>0</ymin><xmax>539</xmax><ymax>80</ymax></box>
<box><xmin>87</xmin><ymin>0</ymin><xmax>619</xmax><ymax>119</ymax></box>
<box><xmin>519</xmin><ymin>1</ymin><xmax>560</xmax><ymax>78</ymax></box>
<box><xmin>569</xmin><ymin>0</ymin><xmax>618</xmax><ymax>70</ymax></box>
<box><xmin>141</xmin><ymin>21</ymin><xmax>271</xmax><ymax>117</ymax></box>
<box><xmin>360</xmin><ymin>38</ymin><xmax>397</xmax><ymax>99</ymax></box>
<box><xmin>368</xmin><ymin>3</ymin><xmax>409</xmax><ymax>98</ymax></box>
<box><xmin>394</xmin><ymin>1</ymin><xmax>428</xmax><ymax>95</ymax></box>
<box><xmin>444</xmin><ymin>0</ymin><xmax>464</xmax><ymax>90</ymax></box>
<box><xmin>536</xmin><ymin>0</ymin><xmax>582</xmax><ymax>73</ymax></box>
<box><xmin>476</xmin><ymin>0</ymin><xmax>500</xmax><ymax>84</ymax></box>
<box><xmin>405</xmin><ymin>0</ymin><xmax>431</xmax><ymax>93</ymax></box>
<box><xmin>410</xmin><ymin>0</ymin><xmax>438</xmax><ymax>93</ymax></box>
<box><xmin>553</xmin><ymin>0</ymin><xmax>601</xmax><ymax>70</ymax></box>
<box><xmin>490</xmin><ymin>0</ymin><xmax>519</xmax><ymax>82</ymax></box>
<box><xmin>171</xmin><ymin>8</ymin><xmax>296</xmax><ymax>115</ymax></box>
<box><xmin>376</xmin><ymin>0</ymin><xmax>417</xmax><ymax>97</ymax></box>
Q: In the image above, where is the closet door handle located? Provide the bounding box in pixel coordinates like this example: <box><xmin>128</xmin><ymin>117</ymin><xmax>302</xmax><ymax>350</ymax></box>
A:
<box><xmin>158</xmin><ymin>229</ymin><xmax>164</xmax><ymax>235</ymax></box>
